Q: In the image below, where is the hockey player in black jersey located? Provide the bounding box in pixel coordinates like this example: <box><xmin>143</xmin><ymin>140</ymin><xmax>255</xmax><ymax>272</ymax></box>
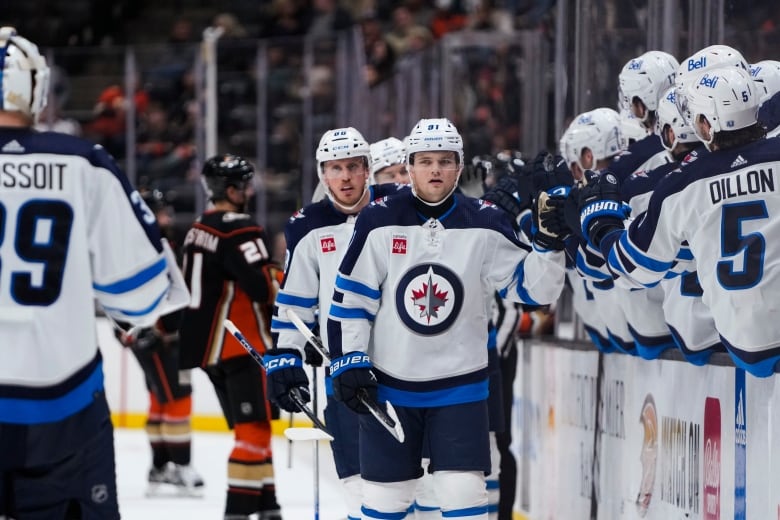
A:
<box><xmin>180</xmin><ymin>155</ymin><xmax>284</xmax><ymax>519</ymax></box>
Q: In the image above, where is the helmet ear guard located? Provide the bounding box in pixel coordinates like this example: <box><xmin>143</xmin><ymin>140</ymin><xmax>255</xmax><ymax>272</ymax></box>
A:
<box><xmin>0</xmin><ymin>27</ymin><xmax>50</xmax><ymax>120</ymax></box>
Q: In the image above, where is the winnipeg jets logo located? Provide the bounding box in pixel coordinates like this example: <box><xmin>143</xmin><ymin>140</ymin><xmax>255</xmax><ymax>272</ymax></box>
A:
<box><xmin>289</xmin><ymin>209</ymin><xmax>306</xmax><ymax>223</ymax></box>
<box><xmin>396</xmin><ymin>264</ymin><xmax>463</xmax><ymax>335</ymax></box>
<box><xmin>411</xmin><ymin>270</ymin><xmax>449</xmax><ymax>322</ymax></box>
<box><xmin>478</xmin><ymin>199</ymin><xmax>497</xmax><ymax>210</ymax></box>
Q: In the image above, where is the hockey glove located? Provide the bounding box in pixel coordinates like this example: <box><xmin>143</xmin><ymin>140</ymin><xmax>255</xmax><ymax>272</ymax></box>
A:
<box><xmin>577</xmin><ymin>171</ymin><xmax>631</xmax><ymax>250</ymax></box>
<box><xmin>482</xmin><ymin>173</ymin><xmax>535</xmax><ymax>219</ymax></box>
<box><xmin>533</xmin><ymin>191</ymin><xmax>571</xmax><ymax>251</ymax></box>
<box><xmin>329</xmin><ymin>352</ymin><xmax>378</xmax><ymax>414</ymax></box>
<box><xmin>529</xmin><ymin>151</ymin><xmax>574</xmax><ymax>198</ymax></box>
<box><xmin>303</xmin><ymin>343</ymin><xmax>324</xmax><ymax>367</ymax></box>
<box><xmin>263</xmin><ymin>348</ymin><xmax>311</xmax><ymax>413</ymax></box>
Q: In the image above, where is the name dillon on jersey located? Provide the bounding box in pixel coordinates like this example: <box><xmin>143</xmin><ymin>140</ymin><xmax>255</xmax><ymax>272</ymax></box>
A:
<box><xmin>709</xmin><ymin>167</ymin><xmax>775</xmax><ymax>204</ymax></box>
<box><xmin>0</xmin><ymin>161</ymin><xmax>66</xmax><ymax>190</ymax></box>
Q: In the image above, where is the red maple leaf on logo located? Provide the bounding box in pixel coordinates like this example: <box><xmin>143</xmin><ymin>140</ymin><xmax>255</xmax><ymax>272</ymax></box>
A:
<box><xmin>411</xmin><ymin>279</ymin><xmax>449</xmax><ymax>323</ymax></box>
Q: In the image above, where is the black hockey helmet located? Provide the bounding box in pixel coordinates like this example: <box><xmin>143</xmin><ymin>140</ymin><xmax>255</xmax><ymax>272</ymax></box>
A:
<box><xmin>202</xmin><ymin>154</ymin><xmax>254</xmax><ymax>201</ymax></box>
<box><xmin>141</xmin><ymin>188</ymin><xmax>169</xmax><ymax>213</ymax></box>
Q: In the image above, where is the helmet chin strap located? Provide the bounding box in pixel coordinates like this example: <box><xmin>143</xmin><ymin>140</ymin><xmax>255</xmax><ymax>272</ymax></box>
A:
<box><xmin>326</xmin><ymin>183</ymin><xmax>370</xmax><ymax>213</ymax></box>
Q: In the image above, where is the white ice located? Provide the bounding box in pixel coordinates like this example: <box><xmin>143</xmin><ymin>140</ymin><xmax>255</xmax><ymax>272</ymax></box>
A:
<box><xmin>115</xmin><ymin>428</ymin><xmax>348</xmax><ymax>519</ymax></box>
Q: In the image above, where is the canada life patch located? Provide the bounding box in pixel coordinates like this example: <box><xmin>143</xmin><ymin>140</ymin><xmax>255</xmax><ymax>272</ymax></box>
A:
<box><xmin>320</xmin><ymin>234</ymin><xmax>336</xmax><ymax>253</ymax></box>
<box><xmin>392</xmin><ymin>234</ymin><xmax>407</xmax><ymax>255</ymax></box>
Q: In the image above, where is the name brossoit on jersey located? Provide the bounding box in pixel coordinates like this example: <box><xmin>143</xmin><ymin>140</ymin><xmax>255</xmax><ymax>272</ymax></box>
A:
<box><xmin>0</xmin><ymin>130</ymin><xmax>170</xmax><ymax>424</ymax></box>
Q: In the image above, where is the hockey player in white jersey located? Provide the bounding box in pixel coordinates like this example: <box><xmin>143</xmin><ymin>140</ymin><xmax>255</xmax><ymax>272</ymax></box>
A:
<box><xmin>652</xmin><ymin>86</ymin><xmax>724</xmax><ymax>364</ymax></box>
<box><xmin>559</xmin><ymin>108</ymin><xmax>635</xmax><ymax>353</ymax></box>
<box><xmin>574</xmin><ymin>65</ymin><xmax>780</xmax><ymax>377</ymax></box>
<box><xmin>320</xmin><ymin>118</ymin><xmax>566</xmax><ymax>519</ymax></box>
<box><xmin>371</xmin><ymin>137</ymin><xmax>409</xmax><ymax>185</ymax></box>
<box><xmin>266</xmin><ymin>127</ymin><xmax>404</xmax><ymax>520</ymax></box>
<box><xmin>0</xmin><ymin>27</ymin><xmax>183</xmax><ymax>518</ymax></box>
<box><xmin>610</xmin><ymin>51</ymin><xmax>678</xmax><ymax>180</ymax></box>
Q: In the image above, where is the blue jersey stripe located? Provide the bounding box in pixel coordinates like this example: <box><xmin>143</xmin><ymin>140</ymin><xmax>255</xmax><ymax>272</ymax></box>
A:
<box><xmin>276</xmin><ymin>292</ymin><xmax>319</xmax><ymax>307</ymax></box>
<box><xmin>102</xmin><ymin>287</ymin><xmax>168</xmax><ymax>317</ymax></box>
<box><xmin>335</xmin><ymin>274</ymin><xmax>381</xmax><ymax>300</ymax></box>
<box><xmin>618</xmin><ymin>233</ymin><xmax>674</xmax><ymax>273</ymax></box>
<box><xmin>93</xmin><ymin>256</ymin><xmax>167</xmax><ymax>294</ymax></box>
<box><xmin>0</xmin><ymin>362</ymin><xmax>104</xmax><ymax>424</ymax></box>
<box><xmin>378</xmin><ymin>380</ymin><xmax>488</xmax><ymax>408</ymax></box>
<box><xmin>330</xmin><ymin>304</ymin><xmax>375</xmax><ymax>322</ymax></box>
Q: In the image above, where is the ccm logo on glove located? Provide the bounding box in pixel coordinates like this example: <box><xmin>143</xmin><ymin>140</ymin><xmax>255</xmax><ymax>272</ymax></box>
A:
<box><xmin>265</xmin><ymin>354</ymin><xmax>302</xmax><ymax>372</ymax></box>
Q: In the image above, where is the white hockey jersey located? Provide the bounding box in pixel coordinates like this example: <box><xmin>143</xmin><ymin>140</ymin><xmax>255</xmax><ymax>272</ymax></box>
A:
<box><xmin>327</xmin><ymin>192</ymin><xmax>565</xmax><ymax>407</ymax></box>
<box><xmin>271</xmin><ymin>184</ymin><xmax>404</xmax><ymax>357</ymax></box>
<box><xmin>601</xmin><ymin>136</ymin><xmax>780</xmax><ymax>376</ymax></box>
<box><xmin>0</xmin><ymin>129</ymin><xmax>172</xmax><ymax>424</ymax></box>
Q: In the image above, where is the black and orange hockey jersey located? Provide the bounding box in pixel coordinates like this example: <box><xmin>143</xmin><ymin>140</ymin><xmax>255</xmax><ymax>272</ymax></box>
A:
<box><xmin>179</xmin><ymin>210</ymin><xmax>280</xmax><ymax>368</ymax></box>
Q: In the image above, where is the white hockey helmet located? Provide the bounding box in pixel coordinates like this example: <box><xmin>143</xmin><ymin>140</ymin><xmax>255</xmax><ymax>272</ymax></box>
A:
<box><xmin>560</xmin><ymin>108</ymin><xmax>624</xmax><ymax>171</ymax></box>
<box><xmin>619</xmin><ymin>108</ymin><xmax>649</xmax><ymax>147</ymax></box>
<box><xmin>618</xmin><ymin>50</ymin><xmax>679</xmax><ymax>118</ymax></box>
<box><xmin>655</xmin><ymin>87</ymin><xmax>698</xmax><ymax>151</ymax></box>
<box><xmin>404</xmin><ymin>117</ymin><xmax>464</xmax><ymax>167</ymax></box>
<box><xmin>684</xmin><ymin>67</ymin><xmax>759</xmax><ymax>148</ymax></box>
<box><xmin>750</xmin><ymin>60</ymin><xmax>780</xmax><ymax>103</ymax></box>
<box><xmin>369</xmin><ymin>137</ymin><xmax>406</xmax><ymax>176</ymax></box>
<box><xmin>315</xmin><ymin>127</ymin><xmax>371</xmax><ymax>178</ymax></box>
<box><xmin>0</xmin><ymin>27</ymin><xmax>50</xmax><ymax>121</ymax></box>
<box><xmin>675</xmin><ymin>45</ymin><xmax>749</xmax><ymax>116</ymax></box>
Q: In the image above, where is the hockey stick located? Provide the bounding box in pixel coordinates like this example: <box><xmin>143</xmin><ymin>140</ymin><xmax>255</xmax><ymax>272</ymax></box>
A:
<box><xmin>223</xmin><ymin>319</ymin><xmax>333</xmax><ymax>440</ymax></box>
<box><xmin>285</xmin><ymin>309</ymin><xmax>406</xmax><ymax>443</ymax></box>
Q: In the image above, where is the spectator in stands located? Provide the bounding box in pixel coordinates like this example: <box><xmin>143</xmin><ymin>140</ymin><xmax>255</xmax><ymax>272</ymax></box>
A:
<box><xmin>430</xmin><ymin>0</ymin><xmax>469</xmax><ymax>39</ymax></box>
<box><xmin>307</xmin><ymin>0</ymin><xmax>355</xmax><ymax>37</ymax></box>
<box><xmin>260</xmin><ymin>0</ymin><xmax>310</xmax><ymax>38</ymax></box>
<box><xmin>84</xmin><ymin>83</ymin><xmax>149</xmax><ymax>158</ymax></box>
<box><xmin>361</xmin><ymin>14</ymin><xmax>396</xmax><ymax>87</ymax></box>
<box><xmin>386</xmin><ymin>5</ymin><xmax>433</xmax><ymax>56</ymax></box>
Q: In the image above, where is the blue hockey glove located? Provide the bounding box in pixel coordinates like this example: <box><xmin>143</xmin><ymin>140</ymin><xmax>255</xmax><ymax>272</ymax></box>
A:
<box><xmin>576</xmin><ymin>171</ymin><xmax>631</xmax><ymax>250</ymax></box>
<box><xmin>532</xmin><ymin>192</ymin><xmax>571</xmax><ymax>251</ymax></box>
<box><xmin>263</xmin><ymin>348</ymin><xmax>311</xmax><ymax>413</ymax></box>
<box><xmin>329</xmin><ymin>352</ymin><xmax>378</xmax><ymax>414</ymax></box>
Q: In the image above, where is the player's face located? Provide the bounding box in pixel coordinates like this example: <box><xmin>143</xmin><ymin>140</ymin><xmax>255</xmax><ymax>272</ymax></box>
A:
<box><xmin>409</xmin><ymin>151</ymin><xmax>460</xmax><ymax>203</ymax></box>
<box><xmin>374</xmin><ymin>163</ymin><xmax>409</xmax><ymax>185</ymax></box>
<box><xmin>322</xmin><ymin>157</ymin><xmax>369</xmax><ymax>206</ymax></box>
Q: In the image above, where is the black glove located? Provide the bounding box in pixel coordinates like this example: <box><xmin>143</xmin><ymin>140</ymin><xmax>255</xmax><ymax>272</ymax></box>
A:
<box><xmin>114</xmin><ymin>326</ymin><xmax>163</xmax><ymax>351</ymax></box>
<box><xmin>528</xmin><ymin>151</ymin><xmax>574</xmax><ymax>197</ymax></box>
<box><xmin>533</xmin><ymin>192</ymin><xmax>571</xmax><ymax>251</ymax></box>
<box><xmin>329</xmin><ymin>352</ymin><xmax>378</xmax><ymax>414</ymax></box>
<box><xmin>576</xmin><ymin>171</ymin><xmax>631</xmax><ymax>250</ymax></box>
<box><xmin>303</xmin><ymin>343</ymin><xmax>324</xmax><ymax>367</ymax></box>
<box><xmin>263</xmin><ymin>348</ymin><xmax>311</xmax><ymax>413</ymax></box>
<box><xmin>482</xmin><ymin>173</ymin><xmax>535</xmax><ymax>218</ymax></box>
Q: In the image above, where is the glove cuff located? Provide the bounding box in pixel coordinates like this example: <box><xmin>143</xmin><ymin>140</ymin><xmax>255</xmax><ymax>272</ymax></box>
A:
<box><xmin>329</xmin><ymin>352</ymin><xmax>372</xmax><ymax>377</ymax></box>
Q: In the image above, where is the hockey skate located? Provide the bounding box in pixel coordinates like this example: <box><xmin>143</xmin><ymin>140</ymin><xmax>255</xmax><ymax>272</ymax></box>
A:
<box><xmin>145</xmin><ymin>462</ymin><xmax>205</xmax><ymax>497</ymax></box>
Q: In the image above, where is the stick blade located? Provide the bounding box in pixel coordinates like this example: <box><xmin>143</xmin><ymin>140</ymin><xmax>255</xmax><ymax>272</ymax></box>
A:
<box><xmin>284</xmin><ymin>427</ymin><xmax>334</xmax><ymax>442</ymax></box>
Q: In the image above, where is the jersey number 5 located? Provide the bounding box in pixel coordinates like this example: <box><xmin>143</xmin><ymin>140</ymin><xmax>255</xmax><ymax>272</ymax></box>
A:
<box><xmin>717</xmin><ymin>201</ymin><xmax>768</xmax><ymax>290</ymax></box>
<box><xmin>0</xmin><ymin>200</ymin><xmax>74</xmax><ymax>306</ymax></box>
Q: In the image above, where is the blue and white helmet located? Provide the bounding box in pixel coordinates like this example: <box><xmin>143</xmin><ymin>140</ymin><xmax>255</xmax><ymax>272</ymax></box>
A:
<box><xmin>315</xmin><ymin>126</ymin><xmax>371</xmax><ymax>179</ymax></box>
<box><xmin>370</xmin><ymin>137</ymin><xmax>406</xmax><ymax>177</ymax></box>
<box><xmin>685</xmin><ymin>67</ymin><xmax>759</xmax><ymax>148</ymax></box>
<box><xmin>404</xmin><ymin>118</ymin><xmax>464</xmax><ymax>167</ymax></box>
<box><xmin>750</xmin><ymin>60</ymin><xmax>780</xmax><ymax>103</ymax></box>
<box><xmin>655</xmin><ymin>87</ymin><xmax>698</xmax><ymax>151</ymax></box>
<box><xmin>0</xmin><ymin>27</ymin><xmax>50</xmax><ymax>121</ymax></box>
<box><xmin>618</xmin><ymin>50</ymin><xmax>679</xmax><ymax>119</ymax></box>
<box><xmin>560</xmin><ymin>108</ymin><xmax>624</xmax><ymax>171</ymax></box>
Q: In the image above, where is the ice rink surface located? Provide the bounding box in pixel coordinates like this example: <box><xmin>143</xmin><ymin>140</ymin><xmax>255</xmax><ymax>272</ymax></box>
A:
<box><xmin>115</xmin><ymin>428</ymin><xmax>348</xmax><ymax>519</ymax></box>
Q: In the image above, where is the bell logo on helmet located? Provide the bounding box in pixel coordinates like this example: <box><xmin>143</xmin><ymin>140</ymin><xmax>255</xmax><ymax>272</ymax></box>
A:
<box><xmin>688</xmin><ymin>57</ymin><xmax>706</xmax><ymax>71</ymax></box>
<box><xmin>628</xmin><ymin>59</ymin><xmax>643</xmax><ymax>70</ymax></box>
<box><xmin>699</xmin><ymin>74</ymin><xmax>719</xmax><ymax>88</ymax></box>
